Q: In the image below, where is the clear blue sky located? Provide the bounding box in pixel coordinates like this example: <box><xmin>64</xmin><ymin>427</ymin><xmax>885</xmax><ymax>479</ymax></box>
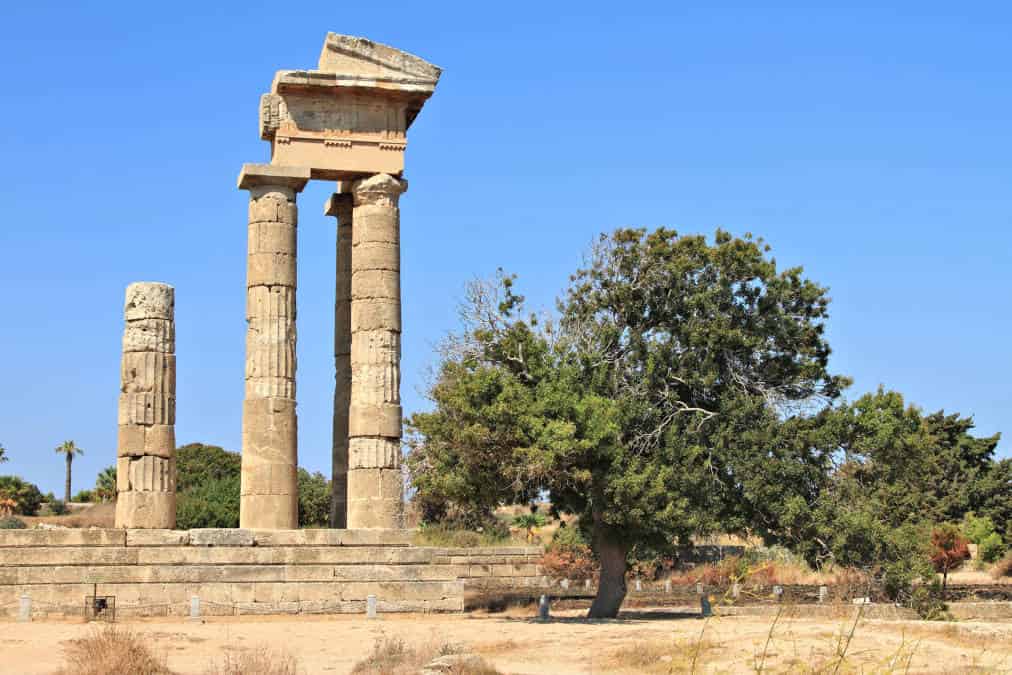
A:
<box><xmin>1</xmin><ymin>2</ymin><xmax>1009</xmax><ymax>496</ymax></box>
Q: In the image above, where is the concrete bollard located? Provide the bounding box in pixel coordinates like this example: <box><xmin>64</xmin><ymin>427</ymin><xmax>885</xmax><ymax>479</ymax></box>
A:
<box><xmin>189</xmin><ymin>596</ymin><xmax>200</xmax><ymax>621</ymax></box>
<box><xmin>696</xmin><ymin>582</ymin><xmax>704</xmax><ymax>596</ymax></box>
<box><xmin>538</xmin><ymin>595</ymin><xmax>550</xmax><ymax>621</ymax></box>
<box><xmin>664</xmin><ymin>579</ymin><xmax>672</xmax><ymax>593</ymax></box>
<box><xmin>701</xmin><ymin>595</ymin><xmax>712</xmax><ymax>618</ymax></box>
<box><xmin>731</xmin><ymin>582</ymin><xmax>741</xmax><ymax>599</ymax></box>
<box><xmin>18</xmin><ymin>594</ymin><xmax>30</xmax><ymax>623</ymax></box>
<box><xmin>634</xmin><ymin>579</ymin><xmax>642</xmax><ymax>592</ymax></box>
<box><xmin>818</xmin><ymin>586</ymin><xmax>828</xmax><ymax>604</ymax></box>
<box><xmin>366</xmin><ymin>594</ymin><xmax>377</xmax><ymax>619</ymax></box>
<box><xmin>585</xmin><ymin>579</ymin><xmax>592</xmax><ymax>590</ymax></box>
<box><xmin>560</xmin><ymin>579</ymin><xmax>569</xmax><ymax>590</ymax></box>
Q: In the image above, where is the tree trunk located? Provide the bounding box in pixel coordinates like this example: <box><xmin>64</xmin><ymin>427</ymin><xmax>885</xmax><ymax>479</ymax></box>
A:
<box><xmin>64</xmin><ymin>454</ymin><xmax>72</xmax><ymax>504</ymax></box>
<box><xmin>588</xmin><ymin>529</ymin><xmax>629</xmax><ymax>618</ymax></box>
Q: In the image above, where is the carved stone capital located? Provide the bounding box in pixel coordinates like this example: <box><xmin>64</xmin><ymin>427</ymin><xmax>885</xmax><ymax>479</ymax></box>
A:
<box><xmin>351</xmin><ymin>173</ymin><xmax>407</xmax><ymax>208</ymax></box>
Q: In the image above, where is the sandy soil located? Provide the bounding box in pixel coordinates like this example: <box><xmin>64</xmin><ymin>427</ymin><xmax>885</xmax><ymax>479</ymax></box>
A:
<box><xmin>2</xmin><ymin>606</ymin><xmax>1010</xmax><ymax>674</ymax></box>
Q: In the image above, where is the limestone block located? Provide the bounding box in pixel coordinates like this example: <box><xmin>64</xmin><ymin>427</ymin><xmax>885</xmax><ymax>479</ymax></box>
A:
<box><xmin>248</xmin><ymin>196</ymin><xmax>297</xmax><ymax>226</ymax></box>
<box><xmin>351</xmin><ymin>241</ymin><xmax>399</xmax><ymax>272</ymax></box>
<box><xmin>347</xmin><ymin>467</ymin><xmax>403</xmax><ymax>529</ymax></box>
<box><xmin>351</xmin><ymin>210</ymin><xmax>399</xmax><ymax>246</ymax></box>
<box><xmin>125</xmin><ymin>529</ymin><xmax>190</xmax><ymax>547</ymax></box>
<box><xmin>349</xmin><ymin>363</ymin><xmax>400</xmax><ymax>406</ymax></box>
<box><xmin>349</xmin><ymin>437</ymin><xmax>399</xmax><ymax>469</ymax></box>
<box><xmin>348</xmin><ymin>404</ymin><xmax>402</xmax><ymax>438</ymax></box>
<box><xmin>189</xmin><ymin>529</ymin><xmax>255</xmax><ymax>547</ymax></box>
<box><xmin>246</xmin><ymin>252</ymin><xmax>297</xmax><ymax>287</ymax></box>
<box><xmin>236</xmin><ymin>164</ymin><xmax>310</xmax><ymax>193</ymax></box>
<box><xmin>118</xmin><ymin>392</ymin><xmax>175</xmax><ymax>426</ymax></box>
<box><xmin>240</xmin><ymin>493</ymin><xmax>298</xmax><ymax>530</ymax></box>
<box><xmin>350</xmin><ymin>299</ymin><xmax>401</xmax><ymax>332</ymax></box>
<box><xmin>351</xmin><ymin>269</ymin><xmax>400</xmax><ymax>301</ymax></box>
<box><xmin>117</xmin><ymin>424</ymin><xmax>175</xmax><ymax>459</ymax></box>
<box><xmin>351</xmin><ymin>173</ymin><xmax>406</xmax><ymax>209</ymax></box>
<box><xmin>240</xmin><ymin>463</ymin><xmax>298</xmax><ymax>496</ymax></box>
<box><xmin>118</xmin><ymin>455</ymin><xmax>175</xmax><ymax>492</ymax></box>
<box><xmin>0</xmin><ymin>529</ymin><xmax>126</xmax><ymax>547</ymax></box>
<box><xmin>116</xmin><ymin>491</ymin><xmax>176</xmax><ymax>529</ymax></box>
<box><xmin>245</xmin><ymin>376</ymin><xmax>296</xmax><ymax>399</ymax></box>
<box><xmin>122</xmin><ymin>318</ymin><xmax>174</xmax><ymax>353</ymax></box>
<box><xmin>124</xmin><ymin>282</ymin><xmax>174</xmax><ymax>321</ymax></box>
<box><xmin>246</xmin><ymin>284</ymin><xmax>296</xmax><ymax>322</ymax></box>
<box><xmin>241</xmin><ymin>398</ymin><xmax>297</xmax><ymax>460</ymax></box>
<box><xmin>247</xmin><ymin>221</ymin><xmax>296</xmax><ymax>255</ymax></box>
<box><xmin>121</xmin><ymin>352</ymin><xmax>175</xmax><ymax>393</ymax></box>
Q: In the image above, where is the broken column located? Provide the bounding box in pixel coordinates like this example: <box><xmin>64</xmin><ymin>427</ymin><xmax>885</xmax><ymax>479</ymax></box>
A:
<box><xmin>325</xmin><ymin>192</ymin><xmax>353</xmax><ymax>529</ymax></box>
<box><xmin>238</xmin><ymin>164</ymin><xmax>310</xmax><ymax>529</ymax></box>
<box><xmin>347</xmin><ymin>173</ymin><xmax>406</xmax><ymax>529</ymax></box>
<box><xmin>115</xmin><ymin>282</ymin><xmax>176</xmax><ymax>529</ymax></box>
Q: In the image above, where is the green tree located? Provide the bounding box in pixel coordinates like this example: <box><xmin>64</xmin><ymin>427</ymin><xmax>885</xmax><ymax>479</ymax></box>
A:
<box><xmin>0</xmin><ymin>443</ymin><xmax>7</xmax><ymax>463</ymax></box>
<box><xmin>175</xmin><ymin>443</ymin><xmax>242</xmax><ymax>491</ymax></box>
<box><xmin>95</xmin><ymin>466</ymin><xmax>117</xmax><ymax>502</ymax></box>
<box><xmin>409</xmin><ymin>229</ymin><xmax>845</xmax><ymax>617</ymax></box>
<box><xmin>54</xmin><ymin>440</ymin><xmax>83</xmax><ymax>504</ymax></box>
<box><xmin>0</xmin><ymin>476</ymin><xmax>44</xmax><ymax>516</ymax></box>
<box><xmin>298</xmin><ymin>469</ymin><xmax>331</xmax><ymax>527</ymax></box>
<box><xmin>176</xmin><ymin>475</ymin><xmax>240</xmax><ymax>529</ymax></box>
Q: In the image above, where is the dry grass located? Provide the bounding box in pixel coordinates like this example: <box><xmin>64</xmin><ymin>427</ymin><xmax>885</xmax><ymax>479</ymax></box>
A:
<box><xmin>25</xmin><ymin>503</ymin><xmax>115</xmax><ymax>528</ymax></box>
<box><xmin>350</xmin><ymin>635</ymin><xmax>501</xmax><ymax>674</ymax></box>
<box><xmin>202</xmin><ymin>646</ymin><xmax>299</xmax><ymax>675</ymax></box>
<box><xmin>53</xmin><ymin>625</ymin><xmax>173</xmax><ymax>675</ymax></box>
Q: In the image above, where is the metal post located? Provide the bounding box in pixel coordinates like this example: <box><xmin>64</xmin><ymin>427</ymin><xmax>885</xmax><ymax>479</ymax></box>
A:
<box><xmin>701</xmin><ymin>594</ymin><xmax>712</xmax><ymax>617</ymax></box>
<box><xmin>366</xmin><ymin>594</ymin><xmax>377</xmax><ymax>619</ymax></box>
<box><xmin>538</xmin><ymin>595</ymin><xmax>550</xmax><ymax>621</ymax></box>
<box><xmin>18</xmin><ymin>594</ymin><xmax>30</xmax><ymax>623</ymax></box>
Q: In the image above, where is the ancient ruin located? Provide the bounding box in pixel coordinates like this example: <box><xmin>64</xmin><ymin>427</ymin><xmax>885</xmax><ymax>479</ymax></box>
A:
<box><xmin>115</xmin><ymin>282</ymin><xmax>176</xmax><ymax>529</ymax></box>
<box><xmin>239</xmin><ymin>33</ymin><xmax>441</xmax><ymax>530</ymax></box>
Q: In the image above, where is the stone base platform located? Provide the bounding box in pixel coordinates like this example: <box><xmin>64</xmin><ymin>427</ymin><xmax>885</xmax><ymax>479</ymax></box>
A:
<box><xmin>0</xmin><ymin>529</ymin><xmax>544</xmax><ymax>618</ymax></box>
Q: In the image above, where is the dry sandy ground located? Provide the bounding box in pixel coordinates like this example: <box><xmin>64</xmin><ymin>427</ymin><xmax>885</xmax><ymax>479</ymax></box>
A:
<box><xmin>2</xmin><ymin>607</ymin><xmax>1011</xmax><ymax>674</ymax></box>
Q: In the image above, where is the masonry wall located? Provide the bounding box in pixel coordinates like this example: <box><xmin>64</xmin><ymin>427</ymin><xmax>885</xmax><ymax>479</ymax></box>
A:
<box><xmin>0</xmin><ymin>529</ymin><xmax>544</xmax><ymax>618</ymax></box>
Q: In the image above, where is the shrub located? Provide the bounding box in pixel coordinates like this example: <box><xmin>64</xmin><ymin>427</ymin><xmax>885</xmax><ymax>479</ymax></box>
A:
<box><xmin>176</xmin><ymin>476</ymin><xmax>240</xmax><ymax>529</ymax></box>
<box><xmin>0</xmin><ymin>475</ymin><xmax>43</xmax><ymax>515</ymax></box>
<box><xmin>992</xmin><ymin>551</ymin><xmax>1012</xmax><ymax>579</ymax></box>
<box><xmin>203</xmin><ymin>646</ymin><xmax>298</xmax><ymax>675</ymax></box>
<box><xmin>53</xmin><ymin>625</ymin><xmax>171</xmax><ymax>675</ymax></box>
<box><xmin>48</xmin><ymin>499</ymin><xmax>68</xmax><ymax>516</ymax></box>
<box><xmin>0</xmin><ymin>516</ymin><xmax>26</xmax><ymax>529</ymax></box>
<box><xmin>541</xmin><ymin>525</ymin><xmax>597</xmax><ymax>580</ymax></box>
<box><xmin>978</xmin><ymin>532</ymin><xmax>1006</xmax><ymax>564</ymax></box>
<box><xmin>414</xmin><ymin>521</ymin><xmax>511</xmax><ymax>548</ymax></box>
<box><xmin>962</xmin><ymin>512</ymin><xmax>997</xmax><ymax>545</ymax></box>
<box><xmin>72</xmin><ymin>489</ymin><xmax>96</xmax><ymax>503</ymax></box>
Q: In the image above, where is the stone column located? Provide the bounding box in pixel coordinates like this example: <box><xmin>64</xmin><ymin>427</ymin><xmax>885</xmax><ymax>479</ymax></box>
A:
<box><xmin>237</xmin><ymin>164</ymin><xmax>310</xmax><ymax>529</ymax></box>
<box><xmin>115</xmin><ymin>282</ymin><xmax>176</xmax><ymax>529</ymax></box>
<box><xmin>347</xmin><ymin>173</ymin><xmax>406</xmax><ymax>529</ymax></box>
<box><xmin>324</xmin><ymin>192</ymin><xmax>353</xmax><ymax>528</ymax></box>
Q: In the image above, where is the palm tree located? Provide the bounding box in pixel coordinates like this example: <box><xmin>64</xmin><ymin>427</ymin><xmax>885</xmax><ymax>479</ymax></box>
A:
<box><xmin>55</xmin><ymin>441</ymin><xmax>84</xmax><ymax>504</ymax></box>
<box><xmin>95</xmin><ymin>466</ymin><xmax>117</xmax><ymax>502</ymax></box>
<box><xmin>0</xmin><ymin>443</ymin><xmax>7</xmax><ymax>463</ymax></box>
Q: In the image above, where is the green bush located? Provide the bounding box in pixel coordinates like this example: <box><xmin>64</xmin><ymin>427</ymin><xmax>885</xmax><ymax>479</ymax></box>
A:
<box><xmin>72</xmin><ymin>489</ymin><xmax>95</xmax><ymax>503</ymax></box>
<box><xmin>175</xmin><ymin>476</ymin><xmax>240</xmax><ymax>529</ymax></box>
<box><xmin>963</xmin><ymin>512</ymin><xmax>997</xmax><ymax>545</ymax></box>
<box><xmin>297</xmin><ymin>469</ymin><xmax>331</xmax><ymax>527</ymax></box>
<box><xmin>0</xmin><ymin>516</ymin><xmax>27</xmax><ymax>529</ymax></box>
<box><xmin>47</xmin><ymin>499</ymin><xmax>68</xmax><ymax>516</ymax></box>
<box><xmin>0</xmin><ymin>476</ymin><xmax>43</xmax><ymax>515</ymax></box>
<box><xmin>176</xmin><ymin>443</ymin><xmax>242</xmax><ymax>492</ymax></box>
<box><xmin>979</xmin><ymin>532</ymin><xmax>1006</xmax><ymax>564</ymax></box>
<box><xmin>909</xmin><ymin>579</ymin><xmax>951</xmax><ymax>621</ymax></box>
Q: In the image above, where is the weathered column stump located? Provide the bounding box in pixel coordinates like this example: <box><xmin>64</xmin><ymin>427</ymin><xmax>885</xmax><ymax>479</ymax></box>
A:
<box><xmin>115</xmin><ymin>282</ymin><xmax>176</xmax><ymax>529</ymax></box>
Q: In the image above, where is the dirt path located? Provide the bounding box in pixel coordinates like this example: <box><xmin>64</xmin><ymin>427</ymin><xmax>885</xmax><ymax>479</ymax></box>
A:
<box><xmin>2</xmin><ymin>607</ymin><xmax>1010</xmax><ymax>674</ymax></box>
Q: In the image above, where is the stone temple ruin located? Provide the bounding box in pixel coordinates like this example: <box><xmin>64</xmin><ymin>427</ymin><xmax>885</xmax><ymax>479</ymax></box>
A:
<box><xmin>0</xmin><ymin>34</ymin><xmax>545</xmax><ymax>619</ymax></box>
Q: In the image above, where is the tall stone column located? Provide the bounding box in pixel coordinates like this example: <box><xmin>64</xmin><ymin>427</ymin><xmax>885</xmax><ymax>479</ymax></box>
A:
<box><xmin>325</xmin><ymin>192</ymin><xmax>353</xmax><ymax>528</ymax></box>
<box><xmin>347</xmin><ymin>174</ymin><xmax>406</xmax><ymax>529</ymax></box>
<box><xmin>115</xmin><ymin>282</ymin><xmax>176</xmax><ymax>529</ymax></box>
<box><xmin>238</xmin><ymin>164</ymin><xmax>310</xmax><ymax>529</ymax></box>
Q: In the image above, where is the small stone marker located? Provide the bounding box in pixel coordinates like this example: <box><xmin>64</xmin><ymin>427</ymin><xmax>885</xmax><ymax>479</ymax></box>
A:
<box><xmin>634</xmin><ymin>579</ymin><xmax>642</xmax><ymax>592</ymax></box>
<box><xmin>701</xmin><ymin>595</ymin><xmax>712</xmax><ymax>617</ymax></box>
<box><xmin>538</xmin><ymin>595</ymin><xmax>550</xmax><ymax>621</ymax></box>
<box><xmin>366</xmin><ymin>594</ymin><xmax>378</xmax><ymax>618</ymax></box>
<box><xmin>18</xmin><ymin>594</ymin><xmax>30</xmax><ymax>623</ymax></box>
<box><xmin>731</xmin><ymin>582</ymin><xmax>741</xmax><ymax>599</ymax></box>
<box><xmin>189</xmin><ymin>595</ymin><xmax>200</xmax><ymax>621</ymax></box>
<box><xmin>584</xmin><ymin>579</ymin><xmax>591</xmax><ymax>590</ymax></box>
<box><xmin>773</xmin><ymin>585</ymin><xmax>783</xmax><ymax>600</ymax></box>
<box><xmin>560</xmin><ymin>579</ymin><xmax>569</xmax><ymax>590</ymax></box>
<box><xmin>664</xmin><ymin>579</ymin><xmax>672</xmax><ymax>593</ymax></box>
<box><xmin>696</xmin><ymin>582</ymin><xmax>704</xmax><ymax>596</ymax></box>
<box><xmin>818</xmin><ymin>586</ymin><xmax>828</xmax><ymax>604</ymax></box>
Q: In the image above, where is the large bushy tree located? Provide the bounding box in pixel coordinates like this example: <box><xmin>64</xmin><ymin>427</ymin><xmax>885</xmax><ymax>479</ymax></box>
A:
<box><xmin>408</xmin><ymin>228</ymin><xmax>846</xmax><ymax>616</ymax></box>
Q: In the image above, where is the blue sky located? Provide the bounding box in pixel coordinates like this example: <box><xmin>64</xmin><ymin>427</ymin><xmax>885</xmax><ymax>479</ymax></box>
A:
<box><xmin>0</xmin><ymin>2</ymin><xmax>1009</xmax><ymax>496</ymax></box>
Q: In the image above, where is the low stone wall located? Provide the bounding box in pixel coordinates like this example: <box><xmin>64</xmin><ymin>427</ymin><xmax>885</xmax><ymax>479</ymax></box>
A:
<box><xmin>0</xmin><ymin>529</ymin><xmax>544</xmax><ymax>618</ymax></box>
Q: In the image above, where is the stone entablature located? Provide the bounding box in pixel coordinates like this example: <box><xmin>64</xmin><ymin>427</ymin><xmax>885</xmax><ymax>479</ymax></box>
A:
<box><xmin>0</xmin><ymin>530</ymin><xmax>542</xmax><ymax>618</ymax></box>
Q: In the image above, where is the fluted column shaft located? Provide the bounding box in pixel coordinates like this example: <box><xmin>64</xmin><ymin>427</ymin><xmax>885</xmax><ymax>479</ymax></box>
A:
<box><xmin>115</xmin><ymin>282</ymin><xmax>176</xmax><ymax>529</ymax></box>
<box><xmin>238</xmin><ymin>165</ymin><xmax>308</xmax><ymax>529</ymax></box>
<box><xmin>347</xmin><ymin>174</ymin><xmax>406</xmax><ymax>529</ymax></box>
<box><xmin>325</xmin><ymin>192</ymin><xmax>353</xmax><ymax>528</ymax></box>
